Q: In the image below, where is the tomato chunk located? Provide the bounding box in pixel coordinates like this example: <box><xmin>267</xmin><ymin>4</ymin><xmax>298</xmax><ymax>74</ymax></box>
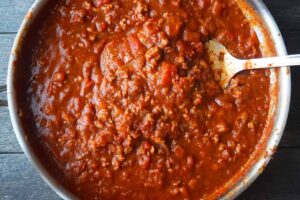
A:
<box><xmin>159</xmin><ymin>62</ymin><xmax>177</xmax><ymax>87</ymax></box>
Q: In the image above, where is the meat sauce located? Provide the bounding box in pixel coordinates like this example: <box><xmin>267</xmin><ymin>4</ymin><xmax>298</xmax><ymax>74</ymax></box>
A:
<box><xmin>16</xmin><ymin>0</ymin><xmax>270</xmax><ymax>199</ymax></box>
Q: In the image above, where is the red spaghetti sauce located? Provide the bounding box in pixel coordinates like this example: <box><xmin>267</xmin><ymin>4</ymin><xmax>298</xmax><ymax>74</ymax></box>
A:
<box><xmin>16</xmin><ymin>0</ymin><xmax>270</xmax><ymax>199</ymax></box>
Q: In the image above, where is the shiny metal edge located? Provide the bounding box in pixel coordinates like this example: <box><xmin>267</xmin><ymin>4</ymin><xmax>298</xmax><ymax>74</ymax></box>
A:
<box><xmin>7</xmin><ymin>1</ymin><xmax>77</xmax><ymax>200</ymax></box>
<box><xmin>6</xmin><ymin>0</ymin><xmax>291</xmax><ymax>200</ymax></box>
<box><xmin>221</xmin><ymin>0</ymin><xmax>291</xmax><ymax>199</ymax></box>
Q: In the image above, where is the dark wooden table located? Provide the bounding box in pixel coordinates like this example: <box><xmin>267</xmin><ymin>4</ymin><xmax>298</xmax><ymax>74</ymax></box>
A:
<box><xmin>0</xmin><ymin>0</ymin><xmax>300</xmax><ymax>199</ymax></box>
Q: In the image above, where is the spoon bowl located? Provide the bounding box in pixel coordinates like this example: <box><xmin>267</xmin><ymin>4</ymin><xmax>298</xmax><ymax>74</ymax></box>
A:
<box><xmin>206</xmin><ymin>40</ymin><xmax>300</xmax><ymax>89</ymax></box>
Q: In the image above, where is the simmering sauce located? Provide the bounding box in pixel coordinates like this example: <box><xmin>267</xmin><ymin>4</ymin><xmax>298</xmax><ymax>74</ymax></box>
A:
<box><xmin>16</xmin><ymin>0</ymin><xmax>270</xmax><ymax>199</ymax></box>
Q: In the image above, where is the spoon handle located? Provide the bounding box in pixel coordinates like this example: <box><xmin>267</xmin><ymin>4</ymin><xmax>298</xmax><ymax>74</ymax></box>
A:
<box><xmin>249</xmin><ymin>54</ymin><xmax>300</xmax><ymax>69</ymax></box>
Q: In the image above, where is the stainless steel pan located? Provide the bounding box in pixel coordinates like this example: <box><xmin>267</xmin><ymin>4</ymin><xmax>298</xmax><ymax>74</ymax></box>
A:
<box><xmin>4</xmin><ymin>0</ymin><xmax>291</xmax><ymax>199</ymax></box>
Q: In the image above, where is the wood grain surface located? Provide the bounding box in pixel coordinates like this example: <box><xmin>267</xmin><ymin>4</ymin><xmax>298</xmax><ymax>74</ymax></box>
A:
<box><xmin>0</xmin><ymin>0</ymin><xmax>299</xmax><ymax>199</ymax></box>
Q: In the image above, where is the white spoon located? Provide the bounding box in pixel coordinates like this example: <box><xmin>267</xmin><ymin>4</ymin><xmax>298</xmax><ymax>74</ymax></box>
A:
<box><xmin>205</xmin><ymin>40</ymin><xmax>299</xmax><ymax>89</ymax></box>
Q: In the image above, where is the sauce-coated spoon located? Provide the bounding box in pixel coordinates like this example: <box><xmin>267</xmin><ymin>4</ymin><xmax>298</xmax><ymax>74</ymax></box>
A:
<box><xmin>206</xmin><ymin>40</ymin><xmax>299</xmax><ymax>89</ymax></box>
